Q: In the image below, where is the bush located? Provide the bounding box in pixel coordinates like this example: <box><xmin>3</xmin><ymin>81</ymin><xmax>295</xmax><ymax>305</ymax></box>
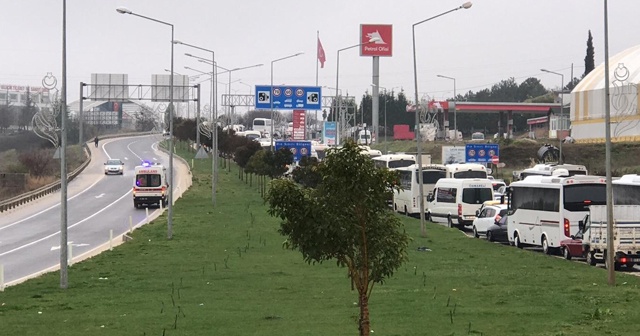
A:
<box><xmin>18</xmin><ymin>149</ymin><xmax>56</xmax><ymax>177</ymax></box>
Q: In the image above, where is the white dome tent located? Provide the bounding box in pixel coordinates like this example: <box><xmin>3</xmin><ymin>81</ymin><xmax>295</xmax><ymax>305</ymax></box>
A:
<box><xmin>570</xmin><ymin>45</ymin><xmax>640</xmax><ymax>143</ymax></box>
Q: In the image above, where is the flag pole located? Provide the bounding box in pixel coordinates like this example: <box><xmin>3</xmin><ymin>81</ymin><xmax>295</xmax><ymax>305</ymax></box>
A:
<box><xmin>315</xmin><ymin>30</ymin><xmax>320</xmax><ymax>139</ymax></box>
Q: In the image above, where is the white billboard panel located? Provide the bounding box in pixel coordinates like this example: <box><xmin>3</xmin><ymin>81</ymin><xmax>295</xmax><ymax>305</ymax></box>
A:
<box><xmin>441</xmin><ymin>146</ymin><xmax>466</xmax><ymax>164</ymax></box>
<box><xmin>89</xmin><ymin>74</ymin><xmax>128</xmax><ymax>101</ymax></box>
<box><xmin>151</xmin><ymin>74</ymin><xmax>190</xmax><ymax>102</ymax></box>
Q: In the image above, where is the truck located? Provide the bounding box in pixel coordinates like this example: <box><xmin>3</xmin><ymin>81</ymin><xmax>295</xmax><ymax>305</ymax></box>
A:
<box><xmin>581</xmin><ymin>205</ymin><xmax>640</xmax><ymax>270</ymax></box>
<box><xmin>133</xmin><ymin>162</ymin><xmax>168</xmax><ymax>209</ymax></box>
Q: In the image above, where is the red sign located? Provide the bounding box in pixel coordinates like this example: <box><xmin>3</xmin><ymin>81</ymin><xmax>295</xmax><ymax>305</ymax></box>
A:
<box><xmin>491</xmin><ymin>156</ymin><xmax>500</xmax><ymax>164</ymax></box>
<box><xmin>360</xmin><ymin>24</ymin><xmax>393</xmax><ymax>57</ymax></box>
<box><xmin>292</xmin><ymin>110</ymin><xmax>306</xmax><ymax>140</ymax></box>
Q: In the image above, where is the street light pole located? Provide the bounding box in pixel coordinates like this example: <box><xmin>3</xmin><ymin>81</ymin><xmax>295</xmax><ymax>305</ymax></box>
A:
<box><xmin>336</xmin><ymin>38</ymin><xmax>380</xmax><ymax>145</ymax></box>
<box><xmin>541</xmin><ymin>68</ymin><xmax>564</xmax><ymax>164</ymax></box>
<box><xmin>60</xmin><ymin>0</ymin><xmax>69</xmax><ymax>289</ymax></box>
<box><xmin>437</xmin><ymin>74</ymin><xmax>457</xmax><ymax>139</ymax></box>
<box><xmin>412</xmin><ymin>2</ymin><xmax>472</xmax><ymax>237</ymax></box>
<box><xmin>175</xmin><ymin>43</ymin><xmax>217</xmax><ymax>207</ymax></box>
<box><xmin>117</xmin><ymin>6</ymin><xmax>175</xmax><ymax>239</ymax></box>
<box><xmin>603</xmin><ymin>0</ymin><xmax>615</xmax><ymax>286</ymax></box>
<box><xmin>270</xmin><ymin>52</ymin><xmax>304</xmax><ymax>151</ymax></box>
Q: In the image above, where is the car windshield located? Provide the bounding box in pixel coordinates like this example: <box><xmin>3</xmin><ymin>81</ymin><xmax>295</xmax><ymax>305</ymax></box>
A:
<box><xmin>107</xmin><ymin>160</ymin><xmax>121</xmax><ymax>165</ymax></box>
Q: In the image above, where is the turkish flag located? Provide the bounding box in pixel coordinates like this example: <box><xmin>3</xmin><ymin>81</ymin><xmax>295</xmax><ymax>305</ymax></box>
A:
<box><xmin>317</xmin><ymin>37</ymin><xmax>326</xmax><ymax>68</ymax></box>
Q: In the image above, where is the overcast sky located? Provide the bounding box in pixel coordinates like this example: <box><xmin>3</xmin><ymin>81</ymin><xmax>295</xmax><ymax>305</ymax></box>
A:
<box><xmin>1</xmin><ymin>0</ymin><xmax>639</xmax><ymax>113</ymax></box>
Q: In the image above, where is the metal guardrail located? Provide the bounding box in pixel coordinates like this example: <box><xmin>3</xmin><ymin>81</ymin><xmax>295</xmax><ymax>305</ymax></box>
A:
<box><xmin>0</xmin><ymin>131</ymin><xmax>156</xmax><ymax>213</ymax></box>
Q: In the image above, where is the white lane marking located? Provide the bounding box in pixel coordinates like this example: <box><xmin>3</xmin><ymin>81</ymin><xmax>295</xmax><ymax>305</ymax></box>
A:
<box><xmin>0</xmin><ymin>177</ymin><xmax>104</xmax><ymax>231</ymax></box>
<box><xmin>124</xmin><ymin>157</ymin><xmax>129</xmax><ymax>160</ymax></box>
<box><xmin>0</xmin><ymin>189</ymin><xmax>137</xmax><ymax>257</ymax></box>
<box><xmin>0</xmin><ymin>137</ymin><xmax>149</xmax><ymax>231</ymax></box>
<box><xmin>126</xmin><ymin>140</ymin><xmax>144</xmax><ymax>161</ymax></box>
<box><xmin>95</xmin><ymin>193</ymin><xmax>105</xmax><ymax>199</ymax></box>
<box><xmin>51</xmin><ymin>242</ymin><xmax>90</xmax><ymax>251</ymax></box>
<box><xmin>153</xmin><ymin>157</ymin><xmax>158</xmax><ymax>161</ymax></box>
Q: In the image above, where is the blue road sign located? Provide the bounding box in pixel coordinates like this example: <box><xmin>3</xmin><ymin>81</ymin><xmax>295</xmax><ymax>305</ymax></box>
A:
<box><xmin>465</xmin><ymin>143</ymin><xmax>499</xmax><ymax>163</ymax></box>
<box><xmin>255</xmin><ymin>85</ymin><xmax>322</xmax><ymax>110</ymax></box>
<box><xmin>275</xmin><ymin>140</ymin><xmax>312</xmax><ymax>162</ymax></box>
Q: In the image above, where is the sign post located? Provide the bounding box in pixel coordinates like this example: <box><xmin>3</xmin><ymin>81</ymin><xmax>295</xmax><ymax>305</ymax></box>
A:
<box><xmin>465</xmin><ymin>144</ymin><xmax>500</xmax><ymax>164</ymax></box>
<box><xmin>275</xmin><ymin>140</ymin><xmax>312</xmax><ymax>163</ymax></box>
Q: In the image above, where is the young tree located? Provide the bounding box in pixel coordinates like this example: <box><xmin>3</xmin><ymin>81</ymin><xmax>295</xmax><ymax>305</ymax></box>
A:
<box><xmin>0</xmin><ymin>104</ymin><xmax>14</xmax><ymax>132</ymax></box>
<box><xmin>584</xmin><ymin>30</ymin><xmax>595</xmax><ymax>78</ymax></box>
<box><xmin>266</xmin><ymin>140</ymin><xmax>410</xmax><ymax>336</ymax></box>
<box><xmin>19</xmin><ymin>89</ymin><xmax>38</xmax><ymax>130</ymax></box>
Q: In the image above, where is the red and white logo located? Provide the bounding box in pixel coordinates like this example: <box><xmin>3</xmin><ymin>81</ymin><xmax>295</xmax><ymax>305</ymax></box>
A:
<box><xmin>360</xmin><ymin>24</ymin><xmax>393</xmax><ymax>57</ymax></box>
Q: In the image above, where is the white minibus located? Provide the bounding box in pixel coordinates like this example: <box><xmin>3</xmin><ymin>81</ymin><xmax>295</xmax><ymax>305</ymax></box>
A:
<box><xmin>445</xmin><ymin>163</ymin><xmax>488</xmax><ymax>179</ymax></box>
<box><xmin>393</xmin><ymin>164</ymin><xmax>447</xmax><ymax>216</ymax></box>
<box><xmin>506</xmin><ymin>175</ymin><xmax>606</xmax><ymax>254</ymax></box>
<box><xmin>252</xmin><ymin>118</ymin><xmax>273</xmax><ymax>135</ymax></box>
<box><xmin>517</xmin><ymin>163</ymin><xmax>587</xmax><ymax>181</ymax></box>
<box><xmin>373</xmin><ymin>154</ymin><xmax>416</xmax><ymax>170</ymax></box>
<box><xmin>426</xmin><ymin>178</ymin><xmax>494</xmax><ymax>228</ymax></box>
<box><xmin>613</xmin><ymin>174</ymin><xmax>640</xmax><ymax>205</ymax></box>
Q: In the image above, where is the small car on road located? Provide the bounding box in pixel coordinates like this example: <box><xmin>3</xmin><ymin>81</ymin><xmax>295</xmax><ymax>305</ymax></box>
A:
<box><xmin>472</xmin><ymin>202</ymin><xmax>508</xmax><ymax>242</ymax></box>
<box><xmin>104</xmin><ymin>159</ymin><xmax>125</xmax><ymax>175</ymax></box>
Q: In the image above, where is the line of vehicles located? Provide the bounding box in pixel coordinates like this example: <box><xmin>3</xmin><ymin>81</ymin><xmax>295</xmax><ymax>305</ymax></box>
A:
<box><xmin>375</xmin><ymin>153</ymin><xmax>640</xmax><ymax>271</ymax></box>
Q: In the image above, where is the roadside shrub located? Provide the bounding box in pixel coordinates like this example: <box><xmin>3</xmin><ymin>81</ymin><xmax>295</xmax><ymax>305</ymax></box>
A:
<box><xmin>18</xmin><ymin>149</ymin><xmax>56</xmax><ymax>177</ymax></box>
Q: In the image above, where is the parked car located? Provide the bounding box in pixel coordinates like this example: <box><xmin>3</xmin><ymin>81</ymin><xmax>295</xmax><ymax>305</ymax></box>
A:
<box><xmin>486</xmin><ymin>213</ymin><xmax>509</xmax><ymax>243</ymax></box>
<box><xmin>104</xmin><ymin>159</ymin><xmax>125</xmax><ymax>175</ymax></box>
<box><xmin>492</xmin><ymin>181</ymin><xmax>507</xmax><ymax>201</ymax></box>
<box><xmin>472</xmin><ymin>201</ymin><xmax>508</xmax><ymax>242</ymax></box>
<box><xmin>560</xmin><ymin>236</ymin><xmax>584</xmax><ymax>260</ymax></box>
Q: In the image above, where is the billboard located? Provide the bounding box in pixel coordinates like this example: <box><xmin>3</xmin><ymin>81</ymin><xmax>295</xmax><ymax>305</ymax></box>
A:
<box><xmin>442</xmin><ymin>146</ymin><xmax>466</xmax><ymax>164</ymax></box>
<box><xmin>89</xmin><ymin>73</ymin><xmax>128</xmax><ymax>101</ymax></box>
<box><xmin>151</xmin><ymin>74</ymin><xmax>191</xmax><ymax>102</ymax></box>
<box><xmin>360</xmin><ymin>24</ymin><xmax>393</xmax><ymax>57</ymax></box>
<box><xmin>323</xmin><ymin>121</ymin><xmax>337</xmax><ymax>145</ymax></box>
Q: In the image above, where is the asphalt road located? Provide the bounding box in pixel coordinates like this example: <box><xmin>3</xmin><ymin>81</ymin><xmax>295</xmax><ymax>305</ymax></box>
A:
<box><xmin>0</xmin><ymin>134</ymin><xmax>191</xmax><ymax>286</ymax></box>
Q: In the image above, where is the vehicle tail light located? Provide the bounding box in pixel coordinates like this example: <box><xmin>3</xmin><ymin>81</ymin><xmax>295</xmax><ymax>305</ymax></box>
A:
<box><xmin>564</xmin><ymin>218</ymin><xmax>570</xmax><ymax>237</ymax></box>
<box><xmin>162</xmin><ymin>186</ymin><xmax>167</xmax><ymax>196</ymax></box>
<box><xmin>458</xmin><ymin>204</ymin><xmax>462</xmax><ymax>217</ymax></box>
<box><xmin>620</xmin><ymin>257</ymin><xmax>628</xmax><ymax>264</ymax></box>
<box><xmin>413</xmin><ymin>197</ymin><xmax>416</xmax><ymax>208</ymax></box>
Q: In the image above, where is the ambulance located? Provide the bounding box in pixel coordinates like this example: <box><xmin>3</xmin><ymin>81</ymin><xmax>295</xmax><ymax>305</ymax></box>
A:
<box><xmin>133</xmin><ymin>161</ymin><xmax>168</xmax><ymax>208</ymax></box>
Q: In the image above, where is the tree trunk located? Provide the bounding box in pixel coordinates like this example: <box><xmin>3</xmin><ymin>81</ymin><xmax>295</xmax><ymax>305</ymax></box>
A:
<box><xmin>358</xmin><ymin>290</ymin><xmax>370</xmax><ymax>336</ymax></box>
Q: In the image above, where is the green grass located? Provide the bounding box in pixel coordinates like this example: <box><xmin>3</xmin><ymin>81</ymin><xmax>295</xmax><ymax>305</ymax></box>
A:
<box><xmin>2</xmin><ymin>143</ymin><xmax>640</xmax><ymax>335</ymax></box>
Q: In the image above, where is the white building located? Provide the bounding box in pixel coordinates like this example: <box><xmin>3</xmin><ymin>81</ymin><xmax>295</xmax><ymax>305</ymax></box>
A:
<box><xmin>570</xmin><ymin>44</ymin><xmax>640</xmax><ymax>143</ymax></box>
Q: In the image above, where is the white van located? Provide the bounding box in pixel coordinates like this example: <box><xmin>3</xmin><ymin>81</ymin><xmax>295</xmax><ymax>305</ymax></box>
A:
<box><xmin>133</xmin><ymin>162</ymin><xmax>168</xmax><ymax>209</ymax></box>
<box><xmin>426</xmin><ymin>178</ymin><xmax>494</xmax><ymax>228</ymax></box>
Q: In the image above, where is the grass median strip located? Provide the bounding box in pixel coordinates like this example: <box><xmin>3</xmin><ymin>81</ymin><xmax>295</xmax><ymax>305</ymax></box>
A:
<box><xmin>2</xmin><ymin>145</ymin><xmax>640</xmax><ymax>335</ymax></box>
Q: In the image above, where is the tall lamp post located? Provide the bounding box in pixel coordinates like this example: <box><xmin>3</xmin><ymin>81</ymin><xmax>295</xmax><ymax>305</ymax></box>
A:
<box><xmin>60</xmin><ymin>0</ymin><xmax>69</xmax><ymax>289</ymax></box>
<box><xmin>603</xmin><ymin>0</ymin><xmax>615</xmax><ymax>286</ymax></box>
<box><xmin>117</xmin><ymin>6</ymin><xmax>176</xmax><ymax>239</ymax></box>
<box><xmin>335</xmin><ymin>38</ymin><xmax>379</xmax><ymax>145</ymax></box>
<box><xmin>270</xmin><ymin>52</ymin><xmax>304</xmax><ymax>151</ymax></box>
<box><xmin>174</xmin><ymin>42</ymin><xmax>217</xmax><ymax>207</ymax></box>
<box><xmin>412</xmin><ymin>2</ymin><xmax>472</xmax><ymax>236</ymax></box>
<box><xmin>540</xmin><ymin>68</ymin><xmax>564</xmax><ymax>164</ymax></box>
<box><xmin>436</xmin><ymin>74</ymin><xmax>457</xmax><ymax>139</ymax></box>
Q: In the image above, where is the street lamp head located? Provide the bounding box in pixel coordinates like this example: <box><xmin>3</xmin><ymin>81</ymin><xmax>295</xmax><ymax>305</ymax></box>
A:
<box><xmin>116</xmin><ymin>7</ymin><xmax>132</xmax><ymax>14</ymax></box>
<box><xmin>462</xmin><ymin>2</ymin><xmax>473</xmax><ymax>9</ymax></box>
<box><xmin>541</xmin><ymin>68</ymin><xmax>549</xmax><ymax>72</ymax></box>
<box><xmin>185</xmin><ymin>53</ymin><xmax>193</xmax><ymax>57</ymax></box>
<box><xmin>173</xmin><ymin>40</ymin><xmax>183</xmax><ymax>45</ymax></box>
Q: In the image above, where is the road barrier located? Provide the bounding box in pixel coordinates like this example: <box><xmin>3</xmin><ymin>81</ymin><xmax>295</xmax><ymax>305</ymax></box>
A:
<box><xmin>0</xmin><ymin>131</ymin><xmax>155</xmax><ymax>213</ymax></box>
